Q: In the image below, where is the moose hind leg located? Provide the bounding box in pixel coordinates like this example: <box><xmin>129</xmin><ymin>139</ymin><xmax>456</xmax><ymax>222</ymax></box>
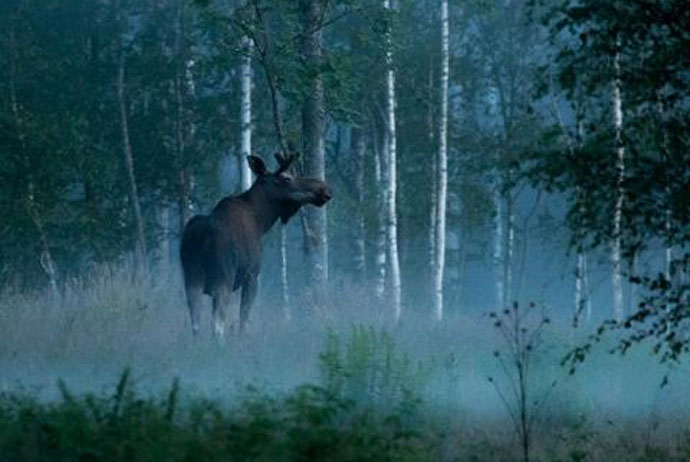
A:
<box><xmin>239</xmin><ymin>276</ymin><xmax>258</xmax><ymax>333</ymax></box>
<box><xmin>212</xmin><ymin>285</ymin><xmax>230</xmax><ymax>341</ymax></box>
<box><xmin>185</xmin><ymin>282</ymin><xmax>203</xmax><ymax>336</ymax></box>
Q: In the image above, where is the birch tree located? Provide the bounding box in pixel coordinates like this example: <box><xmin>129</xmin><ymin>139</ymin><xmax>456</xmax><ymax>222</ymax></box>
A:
<box><xmin>550</xmin><ymin>81</ymin><xmax>591</xmax><ymax>324</ymax></box>
<box><xmin>173</xmin><ymin>0</ymin><xmax>194</xmax><ymax>234</ymax></box>
<box><xmin>116</xmin><ymin>2</ymin><xmax>147</xmax><ymax>276</ymax></box>
<box><xmin>383</xmin><ymin>0</ymin><xmax>402</xmax><ymax>322</ymax></box>
<box><xmin>373</xmin><ymin>120</ymin><xmax>387</xmax><ymax>299</ymax></box>
<box><xmin>7</xmin><ymin>25</ymin><xmax>59</xmax><ymax>299</ymax></box>
<box><xmin>492</xmin><ymin>184</ymin><xmax>505</xmax><ymax>310</ymax></box>
<box><xmin>432</xmin><ymin>0</ymin><xmax>449</xmax><ymax>322</ymax></box>
<box><xmin>239</xmin><ymin>33</ymin><xmax>253</xmax><ymax>191</ymax></box>
<box><xmin>611</xmin><ymin>36</ymin><xmax>625</xmax><ymax>321</ymax></box>
<box><xmin>352</xmin><ymin>126</ymin><xmax>367</xmax><ymax>279</ymax></box>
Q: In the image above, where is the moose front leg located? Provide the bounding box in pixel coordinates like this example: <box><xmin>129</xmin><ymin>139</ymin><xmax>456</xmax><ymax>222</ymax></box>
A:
<box><xmin>185</xmin><ymin>283</ymin><xmax>203</xmax><ymax>336</ymax></box>
<box><xmin>212</xmin><ymin>285</ymin><xmax>231</xmax><ymax>341</ymax></box>
<box><xmin>239</xmin><ymin>276</ymin><xmax>258</xmax><ymax>333</ymax></box>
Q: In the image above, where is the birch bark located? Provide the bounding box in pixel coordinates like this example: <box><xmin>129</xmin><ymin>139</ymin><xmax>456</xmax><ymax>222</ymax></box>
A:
<box><xmin>505</xmin><ymin>189</ymin><xmax>514</xmax><ymax>305</ymax></box>
<box><xmin>428</xmin><ymin>66</ymin><xmax>437</xmax><ymax>290</ymax></box>
<box><xmin>374</xmin><ymin>125</ymin><xmax>387</xmax><ymax>299</ymax></box>
<box><xmin>8</xmin><ymin>27</ymin><xmax>59</xmax><ymax>299</ymax></box>
<box><xmin>611</xmin><ymin>39</ymin><xmax>625</xmax><ymax>321</ymax></box>
<box><xmin>240</xmin><ymin>34</ymin><xmax>253</xmax><ymax>191</ymax></box>
<box><xmin>493</xmin><ymin>183</ymin><xmax>504</xmax><ymax>310</ymax></box>
<box><xmin>280</xmin><ymin>226</ymin><xmax>291</xmax><ymax>320</ymax></box>
<box><xmin>352</xmin><ymin>126</ymin><xmax>367</xmax><ymax>278</ymax></box>
<box><xmin>116</xmin><ymin>6</ymin><xmax>147</xmax><ymax>276</ymax></box>
<box><xmin>433</xmin><ymin>0</ymin><xmax>449</xmax><ymax>322</ymax></box>
<box><xmin>383</xmin><ymin>0</ymin><xmax>402</xmax><ymax>323</ymax></box>
<box><xmin>174</xmin><ymin>0</ymin><xmax>193</xmax><ymax>234</ymax></box>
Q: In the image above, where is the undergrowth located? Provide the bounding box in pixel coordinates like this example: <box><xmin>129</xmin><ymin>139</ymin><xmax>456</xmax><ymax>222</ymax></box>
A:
<box><xmin>2</xmin><ymin>329</ymin><xmax>690</xmax><ymax>461</ymax></box>
<box><xmin>0</xmin><ymin>329</ymin><xmax>434</xmax><ymax>462</ymax></box>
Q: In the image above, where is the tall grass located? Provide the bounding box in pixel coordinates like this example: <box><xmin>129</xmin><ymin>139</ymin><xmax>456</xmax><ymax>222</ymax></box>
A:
<box><xmin>3</xmin><ymin>263</ymin><xmax>690</xmax><ymax>460</ymax></box>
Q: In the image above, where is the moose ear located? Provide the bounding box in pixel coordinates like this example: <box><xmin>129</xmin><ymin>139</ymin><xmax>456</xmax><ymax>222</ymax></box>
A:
<box><xmin>247</xmin><ymin>155</ymin><xmax>267</xmax><ymax>176</ymax></box>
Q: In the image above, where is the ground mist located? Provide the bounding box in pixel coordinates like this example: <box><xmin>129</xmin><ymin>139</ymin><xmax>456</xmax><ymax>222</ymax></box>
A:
<box><xmin>2</xmin><ymin>264</ymin><xmax>690</xmax><ymax>461</ymax></box>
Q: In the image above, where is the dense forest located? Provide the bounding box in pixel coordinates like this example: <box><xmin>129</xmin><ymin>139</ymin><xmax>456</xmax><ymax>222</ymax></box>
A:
<box><xmin>0</xmin><ymin>0</ymin><xmax>689</xmax><ymax>460</ymax></box>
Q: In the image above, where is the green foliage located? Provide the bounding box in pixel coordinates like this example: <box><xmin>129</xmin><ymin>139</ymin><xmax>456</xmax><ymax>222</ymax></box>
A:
<box><xmin>533</xmin><ymin>0</ymin><xmax>690</xmax><ymax>367</ymax></box>
<box><xmin>318</xmin><ymin>326</ymin><xmax>428</xmax><ymax>412</ymax></box>
<box><xmin>0</xmin><ymin>367</ymin><xmax>433</xmax><ymax>462</ymax></box>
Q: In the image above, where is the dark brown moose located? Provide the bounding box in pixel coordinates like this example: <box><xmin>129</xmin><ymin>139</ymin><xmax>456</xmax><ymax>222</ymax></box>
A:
<box><xmin>180</xmin><ymin>153</ymin><xmax>331</xmax><ymax>338</ymax></box>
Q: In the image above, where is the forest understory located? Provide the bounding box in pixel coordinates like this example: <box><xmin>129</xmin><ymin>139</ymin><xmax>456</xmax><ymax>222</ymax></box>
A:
<box><xmin>1</xmin><ymin>265</ymin><xmax>689</xmax><ymax>462</ymax></box>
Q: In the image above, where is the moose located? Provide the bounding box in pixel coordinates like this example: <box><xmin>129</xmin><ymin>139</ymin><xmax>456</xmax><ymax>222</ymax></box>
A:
<box><xmin>180</xmin><ymin>152</ymin><xmax>332</xmax><ymax>338</ymax></box>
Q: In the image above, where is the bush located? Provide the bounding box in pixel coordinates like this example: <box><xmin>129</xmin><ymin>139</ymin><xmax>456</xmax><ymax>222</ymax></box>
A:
<box><xmin>0</xmin><ymin>362</ymin><xmax>433</xmax><ymax>461</ymax></box>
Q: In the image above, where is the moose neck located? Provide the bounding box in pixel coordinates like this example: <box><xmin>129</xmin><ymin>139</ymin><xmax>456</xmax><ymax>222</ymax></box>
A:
<box><xmin>242</xmin><ymin>182</ymin><xmax>285</xmax><ymax>234</ymax></box>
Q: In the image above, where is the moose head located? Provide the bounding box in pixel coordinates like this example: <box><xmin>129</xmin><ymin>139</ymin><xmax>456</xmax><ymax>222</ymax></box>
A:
<box><xmin>246</xmin><ymin>152</ymin><xmax>332</xmax><ymax>224</ymax></box>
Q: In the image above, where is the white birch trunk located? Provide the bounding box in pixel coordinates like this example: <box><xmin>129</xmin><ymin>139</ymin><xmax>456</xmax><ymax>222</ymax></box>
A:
<box><xmin>493</xmin><ymin>184</ymin><xmax>504</xmax><ymax>310</ymax></box>
<box><xmin>116</xmin><ymin>11</ymin><xmax>147</xmax><ymax>276</ymax></box>
<box><xmin>174</xmin><ymin>0</ymin><xmax>193</xmax><ymax>233</ymax></box>
<box><xmin>280</xmin><ymin>225</ymin><xmax>291</xmax><ymax>321</ymax></box>
<box><xmin>574</xmin><ymin>250</ymin><xmax>592</xmax><ymax>323</ymax></box>
<box><xmin>432</xmin><ymin>0</ymin><xmax>449</xmax><ymax>322</ymax></box>
<box><xmin>383</xmin><ymin>0</ymin><xmax>402</xmax><ymax>323</ymax></box>
<box><xmin>665</xmin><ymin>213</ymin><xmax>673</xmax><ymax>282</ymax></box>
<box><xmin>240</xmin><ymin>35</ymin><xmax>253</xmax><ymax>191</ymax></box>
<box><xmin>353</xmin><ymin>127</ymin><xmax>367</xmax><ymax>277</ymax></box>
<box><xmin>428</xmin><ymin>65</ymin><xmax>437</xmax><ymax>288</ymax></box>
<box><xmin>374</xmin><ymin>133</ymin><xmax>387</xmax><ymax>299</ymax></box>
<box><xmin>9</xmin><ymin>29</ymin><xmax>59</xmax><ymax>300</ymax></box>
<box><xmin>504</xmin><ymin>191</ymin><xmax>514</xmax><ymax>306</ymax></box>
<box><xmin>656</xmin><ymin>98</ymin><xmax>673</xmax><ymax>283</ymax></box>
<box><xmin>611</xmin><ymin>41</ymin><xmax>625</xmax><ymax>321</ymax></box>
<box><xmin>155</xmin><ymin>202</ymin><xmax>171</xmax><ymax>273</ymax></box>
<box><xmin>574</xmin><ymin>113</ymin><xmax>591</xmax><ymax>323</ymax></box>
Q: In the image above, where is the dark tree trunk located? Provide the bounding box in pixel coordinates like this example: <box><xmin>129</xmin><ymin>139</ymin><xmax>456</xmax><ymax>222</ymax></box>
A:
<box><xmin>299</xmin><ymin>0</ymin><xmax>328</xmax><ymax>302</ymax></box>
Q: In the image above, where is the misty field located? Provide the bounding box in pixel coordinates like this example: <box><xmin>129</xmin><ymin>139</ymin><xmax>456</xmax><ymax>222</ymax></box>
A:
<box><xmin>1</xmin><ymin>266</ymin><xmax>690</xmax><ymax>462</ymax></box>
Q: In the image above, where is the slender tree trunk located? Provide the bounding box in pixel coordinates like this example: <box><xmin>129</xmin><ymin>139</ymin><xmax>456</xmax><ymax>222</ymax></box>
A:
<box><xmin>240</xmin><ymin>35</ymin><xmax>253</xmax><ymax>191</ymax></box>
<box><xmin>574</xmin><ymin>111</ymin><xmax>592</xmax><ymax>323</ymax></box>
<box><xmin>116</xmin><ymin>9</ymin><xmax>147</xmax><ymax>276</ymax></box>
<box><xmin>373</xmin><ymin>119</ymin><xmax>387</xmax><ymax>299</ymax></box>
<box><xmin>493</xmin><ymin>181</ymin><xmax>504</xmax><ymax>310</ymax></box>
<box><xmin>383</xmin><ymin>0</ymin><xmax>402</xmax><ymax>323</ymax></box>
<box><xmin>628</xmin><ymin>254</ymin><xmax>638</xmax><ymax>312</ymax></box>
<box><xmin>352</xmin><ymin>126</ymin><xmax>367</xmax><ymax>279</ymax></box>
<box><xmin>173</xmin><ymin>0</ymin><xmax>193</xmax><ymax>234</ymax></box>
<box><xmin>280</xmin><ymin>225</ymin><xmax>291</xmax><ymax>320</ymax></box>
<box><xmin>299</xmin><ymin>0</ymin><xmax>328</xmax><ymax>303</ymax></box>
<box><xmin>611</xmin><ymin>39</ymin><xmax>625</xmax><ymax>321</ymax></box>
<box><xmin>428</xmin><ymin>65</ymin><xmax>437</xmax><ymax>291</ymax></box>
<box><xmin>655</xmin><ymin>96</ymin><xmax>673</xmax><ymax>284</ymax></box>
<box><xmin>554</xmin><ymin>86</ymin><xmax>592</xmax><ymax>325</ymax></box>
<box><xmin>433</xmin><ymin>0</ymin><xmax>449</xmax><ymax>322</ymax></box>
<box><xmin>155</xmin><ymin>201</ymin><xmax>171</xmax><ymax>272</ymax></box>
<box><xmin>8</xmin><ymin>27</ymin><xmax>59</xmax><ymax>299</ymax></box>
<box><xmin>505</xmin><ymin>189</ymin><xmax>514</xmax><ymax>305</ymax></box>
<box><xmin>574</xmin><ymin>250</ymin><xmax>592</xmax><ymax>324</ymax></box>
